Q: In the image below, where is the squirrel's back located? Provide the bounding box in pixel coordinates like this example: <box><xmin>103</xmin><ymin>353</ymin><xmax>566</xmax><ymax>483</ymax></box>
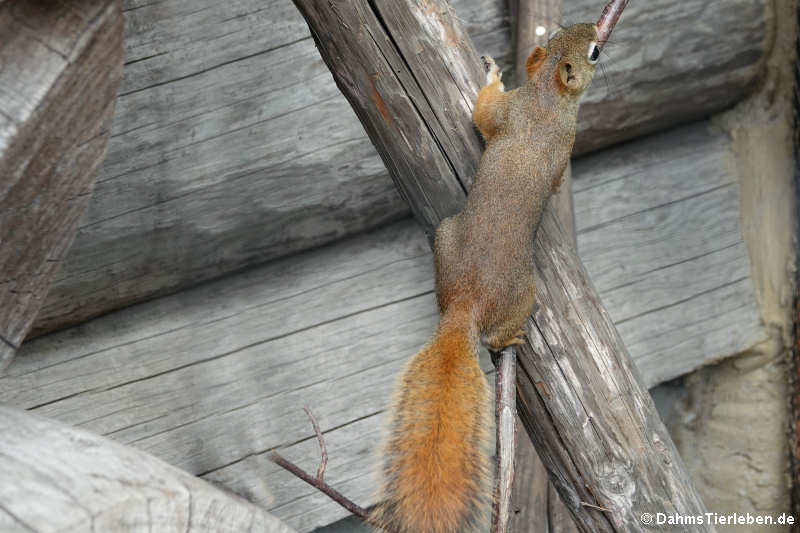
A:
<box><xmin>373</xmin><ymin>305</ymin><xmax>492</xmax><ymax>533</ymax></box>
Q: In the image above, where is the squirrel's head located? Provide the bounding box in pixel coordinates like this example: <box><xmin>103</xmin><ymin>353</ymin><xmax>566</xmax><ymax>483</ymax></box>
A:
<box><xmin>545</xmin><ymin>23</ymin><xmax>599</xmax><ymax>96</ymax></box>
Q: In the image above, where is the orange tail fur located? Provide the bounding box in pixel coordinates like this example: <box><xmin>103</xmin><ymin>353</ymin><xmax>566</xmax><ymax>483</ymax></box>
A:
<box><xmin>374</xmin><ymin>306</ymin><xmax>492</xmax><ymax>533</ymax></box>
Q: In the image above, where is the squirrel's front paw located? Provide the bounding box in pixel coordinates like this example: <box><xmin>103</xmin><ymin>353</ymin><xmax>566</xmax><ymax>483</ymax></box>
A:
<box><xmin>481</xmin><ymin>55</ymin><xmax>502</xmax><ymax>84</ymax></box>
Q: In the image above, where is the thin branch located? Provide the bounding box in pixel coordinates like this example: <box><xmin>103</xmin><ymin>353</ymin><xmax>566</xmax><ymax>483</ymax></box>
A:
<box><xmin>303</xmin><ymin>405</ymin><xmax>328</xmax><ymax>481</ymax></box>
<box><xmin>269</xmin><ymin>409</ymin><xmax>397</xmax><ymax>533</ymax></box>
<box><xmin>581</xmin><ymin>501</ymin><xmax>612</xmax><ymax>513</ymax></box>
<box><xmin>491</xmin><ymin>347</ymin><xmax>518</xmax><ymax>533</ymax></box>
<box><xmin>596</xmin><ymin>0</ymin><xmax>629</xmax><ymax>49</ymax></box>
<box><xmin>268</xmin><ymin>452</ymin><xmax>383</xmax><ymax>526</ymax></box>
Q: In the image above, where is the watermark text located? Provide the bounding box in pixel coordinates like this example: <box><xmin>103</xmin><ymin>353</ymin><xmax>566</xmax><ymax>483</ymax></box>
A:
<box><xmin>640</xmin><ymin>512</ymin><xmax>795</xmax><ymax>527</ymax></box>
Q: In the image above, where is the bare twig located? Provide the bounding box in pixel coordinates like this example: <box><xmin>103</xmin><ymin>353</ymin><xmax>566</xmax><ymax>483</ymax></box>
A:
<box><xmin>491</xmin><ymin>347</ymin><xmax>518</xmax><ymax>533</ymax></box>
<box><xmin>270</xmin><ymin>409</ymin><xmax>396</xmax><ymax>532</ymax></box>
<box><xmin>303</xmin><ymin>405</ymin><xmax>328</xmax><ymax>481</ymax></box>
<box><xmin>596</xmin><ymin>0</ymin><xmax>629</xmax><ymax>48</ymax></box>
<box><xmin>581</xmin><ymin>501</ymin><xmax>612</xmax><ymax>513</ymax></box>
<box><xmin>269</xmin><ymin>451</ymin><xmax>381</xmax><ymax>526</ymax></box>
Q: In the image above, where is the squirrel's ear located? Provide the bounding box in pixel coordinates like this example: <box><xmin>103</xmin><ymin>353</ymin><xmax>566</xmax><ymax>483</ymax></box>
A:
<box><xmin>556</xmin><ymin>61</ymin><xmax>580</xmax><ymax>93</ymax></box>
<box><xmin>525</xmin><ymin>47</ymin><xmax>547</xmax><ymax>79</ymax></box>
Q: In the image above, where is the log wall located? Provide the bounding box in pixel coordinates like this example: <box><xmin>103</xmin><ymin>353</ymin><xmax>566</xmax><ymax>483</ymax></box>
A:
<box><xmin>29</xmin><ymin>0</ymin><xmax>768</xmax><ymax>337</ymax></box>
<box><xmin>4</xmin><ymin>121</ymin><xmax>767</xmax><ymax>532</ymax></box>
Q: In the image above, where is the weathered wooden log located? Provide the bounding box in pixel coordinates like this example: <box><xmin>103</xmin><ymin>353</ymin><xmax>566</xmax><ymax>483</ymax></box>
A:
<box><xmin>0</xmin><ymin>0</ymin><xmax>124</xmax><ymax>371</ymax></box>
<box><xmin>508</xmin><ymin>431</ymin><xmax>581</xmax><ymax>533</ymax></box>
<box><xmin>29</xmin><ymin>0</ymin><xmax>767</xmax><ymax>339</ymax></box>
<box><xmin>0</xmin><ymin>406</ymin><xmax>296</xmax><ymax>533</ymax></box>
<box><xmin>290</xmin><ymin>0</ymin><xmax>709</xmax><ymax>531</ymax></box>
<box><xmin>509</xmin><ymin>423</ymin><xmax>550</xmax><ymax>533</ymax></box>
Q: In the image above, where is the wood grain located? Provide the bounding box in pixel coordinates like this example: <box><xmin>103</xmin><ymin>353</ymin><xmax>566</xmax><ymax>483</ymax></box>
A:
<box><xmin>4</xmin><ymin>221</ymin><xmax>451</xmax><ymax>532</ymax></box>
<box><xmin>568</xmin><ymin>0</ymin><xmax>767</xmax><ymax>153</ymax></box>
<box><xmin>0</xmin><ymin>0</ymin><xmax>124</xmax><ymax>371</ymax></box>
<box><xmin>574</xmin><ymin>124</ymin><xmax>765</xmax><ymax>385</ymax></box>
<box><xmin>29</xmin><ymin>0</ymin><xmax>767</xmax><ymax>338</ymax></box>
<box><xmin>0</xmin><ymin>406</ymin><xmax>296</xmax><ymax>533</ymax></box>
<box><xmin>493</xmin><ymin>348</ymin><xmax>518</xmax><ymax>533</ymax></box>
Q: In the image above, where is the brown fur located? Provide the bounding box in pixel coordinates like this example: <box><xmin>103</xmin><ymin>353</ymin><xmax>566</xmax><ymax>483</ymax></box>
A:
<box><xmin>375</xmin><ymin>23</ymin><xmax>599</xmax><ymax>533</ymax></box>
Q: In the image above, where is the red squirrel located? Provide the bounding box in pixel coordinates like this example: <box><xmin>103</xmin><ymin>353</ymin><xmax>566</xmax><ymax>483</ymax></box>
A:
<box><xmin>372</xmin><ymin>23</ymin><xmax>601</xmax><ymax>533</ymax></box>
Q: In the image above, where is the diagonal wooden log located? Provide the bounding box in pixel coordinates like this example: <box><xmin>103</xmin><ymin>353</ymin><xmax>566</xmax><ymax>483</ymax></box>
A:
<box><xmin>0</xmin><ymin>0</ymin><xmax>124</xmax><ymax>372</ymax></box>
<box><xmin>291</xmin><ymin>0</ymin><xmax>710</xmax><ymax>531</ymax></box>
<box><xmin>0</xmin><ymin>406</ymin><xmax>297</xmax><ymax>533</ymax></box>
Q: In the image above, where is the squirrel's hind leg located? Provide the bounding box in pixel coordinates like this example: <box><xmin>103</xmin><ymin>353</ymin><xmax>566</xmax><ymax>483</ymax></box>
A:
<box><xmin>551</xmin><ymin>169</ymin><xmax>566</xmax><ymax>193</ymax></box>
<box><xmin>480</xmin><ymin>275</ymin><xmax>537</xmax><ymax>351</ymax></box>
<box><xmin>473</xmin><ymin>56</ymin><xmax>512</xmax><ymax>141</ymax></box>
<box><xmin>484</xmin><ymin>329</ymin><xmax>526</xmax><ymax>351</ymax></box>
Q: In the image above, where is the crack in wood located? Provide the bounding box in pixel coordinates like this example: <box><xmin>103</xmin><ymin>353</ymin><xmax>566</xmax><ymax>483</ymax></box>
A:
<box><xmin>197</xmin><ymin>409</ymin><xmax>384</xmax><ymax>479</ymax></box>
<box><xmin>0</xmin><ymin>501</ymin><xmax>37</xmax><ymax>532</ymax></box>
<box><xmin>118</xmin><ymin>37</ymin><xmax>313</xmax><ymax>98</ymax></box>
<box><xmin>577</xmin><ymin>182</ymin><xmax>734</xmax><ymax>235</ymax></box>
<box><xmin>616</xmin><ymin>276</ymin><xmax>749</xmax><ymax>326</ymax></box>
<box><xmin>0</xmin><ymin>333</ymin><xmax>18</xmax><ymax>351</ymax></box>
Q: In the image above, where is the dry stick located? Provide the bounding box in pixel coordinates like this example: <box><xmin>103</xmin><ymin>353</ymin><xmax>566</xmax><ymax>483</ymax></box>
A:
<box><xmin>491</xmin><ymin>348</ymin><xmax>518</xmax><ymax>533</ymax></box>
<box><xmin>290</xmin><ymin>0</ymin><xmax>710</xmax><ymax>531</ymax></box>
<box><xmin>302</xmin><ymin>405</ymin><xmax>328</xmax><ymax>481</ymax></box>
<box><xmin>269</xmin><ymin>408</ymin><xmax>396</xmax><ymax>532</ymax></box>
<box><xmin>269</xmin><ymin>452</ymin><xmax>378</xmax><ymax>526</ymax></box>
<box><xmin>596</xmin><ymin>0</ymin><xmax>630</xmax><ymax>48</ymax></box>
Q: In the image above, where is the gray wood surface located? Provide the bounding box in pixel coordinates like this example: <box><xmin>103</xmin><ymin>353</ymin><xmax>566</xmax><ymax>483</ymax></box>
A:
<box><xmin>30</xmin><ymin>0</ymin><xmax>767</xmax><ymax>338</ymax></box>
<box><xmin>568</xmin><ymin>0</ymin><xmax>767</xmax><ymax>153</ymax></box>
<box><xmin>493</xmin><ymin>348</ymin><xmax>518</xmax><ymax>533</ymax></box>
<box><xmin>248</xmin><ymin>0</ymin><xmax>712</xmax><ymax>529</ymax></box>
<box><xmin>1</xmin><ymin>121</ymin><xmax>764</xmax><ymax>532</ymax></box>
<box><xmin>0</xmin><ymin>406</ymin><xmax>296</xmax><ymax>533</ymax></box>
<box><xmin>573</xmin><ymin>124</ymin><xmax>766</xmax><ymax>384</ymax></box>
<box><xmin>4</xmin><ymin>221</ymin><xmax>444</xmax><ymax>532</ymax></box>
<box><xmin>0</xmin><ymin>0</ymin><xmax>123</xmax><ymax>371</ymax></box>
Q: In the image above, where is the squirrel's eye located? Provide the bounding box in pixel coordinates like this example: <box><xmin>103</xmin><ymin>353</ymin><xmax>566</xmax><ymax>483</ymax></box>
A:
<box><xmin>588</xmin><ymin>42</ymin><xmax>600</xmax><ymax>64</ymax></box>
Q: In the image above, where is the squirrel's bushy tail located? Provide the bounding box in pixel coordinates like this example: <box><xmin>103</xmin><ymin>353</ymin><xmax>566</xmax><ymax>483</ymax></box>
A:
<box><xmin>374</xmin><ymin>306</ymin><xmax>492</xmax><ymax>533</ymax></box>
